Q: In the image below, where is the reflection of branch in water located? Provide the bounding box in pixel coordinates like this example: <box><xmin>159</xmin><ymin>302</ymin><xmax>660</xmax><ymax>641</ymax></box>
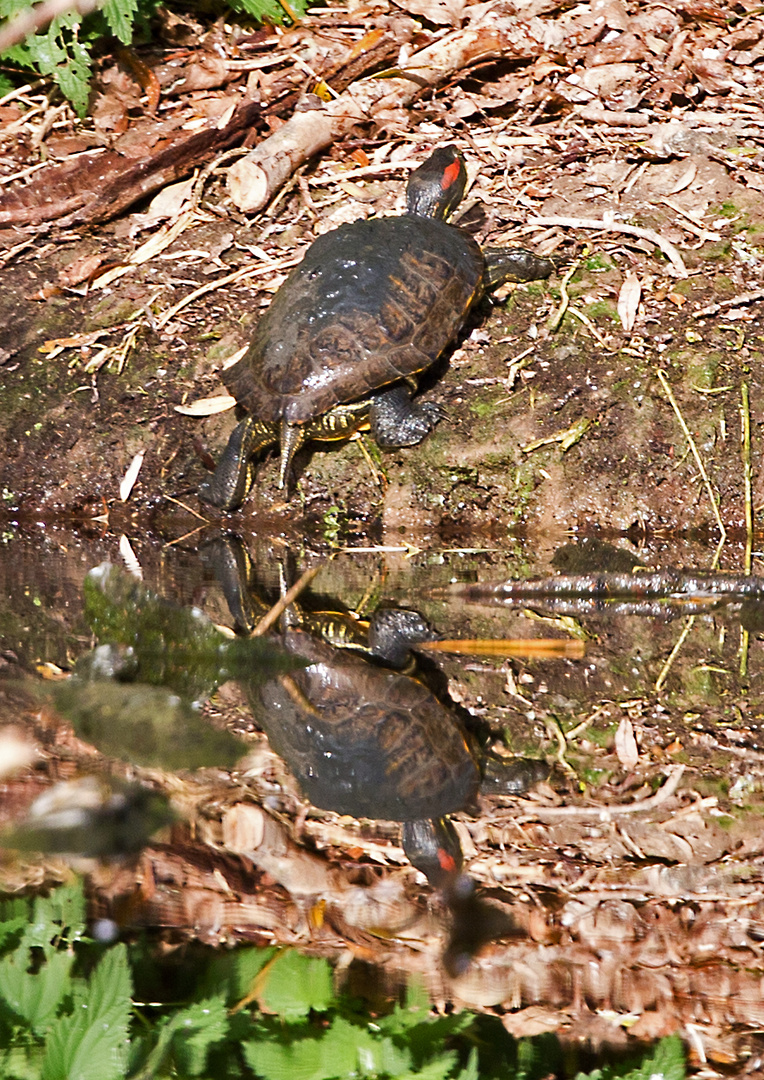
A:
<box><xmin>450</xmin><ymin>570</ymin><xmax>764</xmax><ymax>619</ymax></box>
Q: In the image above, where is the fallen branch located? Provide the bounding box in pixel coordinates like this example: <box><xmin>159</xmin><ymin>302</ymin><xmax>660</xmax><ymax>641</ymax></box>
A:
<box><xmin>526</xmin><ymin>214</ymin><xmax>688</xmax><ymax>278</ymax></box>
<box><xmin>514</xmin><ymin>765</ymin><xmax>685</xmax><ymax>821</ymax></box>
<box><xmin>692</xmin><ymin>286</ymin><xmax>764</xmax><ymax>319</ymax></box>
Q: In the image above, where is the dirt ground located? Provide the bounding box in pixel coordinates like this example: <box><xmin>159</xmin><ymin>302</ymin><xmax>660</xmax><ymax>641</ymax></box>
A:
<box><xmin>2</xmin><ymin>0</ymin><xmax>764</xmax><ymax>1071</ymax></box>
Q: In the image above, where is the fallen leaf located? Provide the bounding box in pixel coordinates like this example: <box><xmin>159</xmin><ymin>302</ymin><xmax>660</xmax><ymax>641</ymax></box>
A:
<box><xmin>119</xmin><ymin>534</ymin><xmax>143</xmax><ymax>579</ymax></box>
<box><xmin>119</xmin><ymin>450</ymin><xmax>146</xmax><ymax>501</ymax></box>
<box><xmin>615</xmin><ymin>715</ymin><xmax>639</xmax><ymax>769</ymax></box>
<box><xmin>392</xmin><ymin>0</ymin><xmax>466</xmax><ymax>25</ymax></box>
<box><xmin>57</xmin><ymin>253</ymin><xmax>106</xmax><ymax>288</ymax></box>
<box><xmin>617</xmin><ymin>272</ymin><xmax>641</xmax><ymax>331</ymax></box>
<box><xmin>665</xmin><ymin>161</ymin><xmax>697</xmax><ymax>194</ymax></box>
<box><xmin>175</xmin><ymin>393</ymin><xmax>236</xmax><ymax>416</ymax></box>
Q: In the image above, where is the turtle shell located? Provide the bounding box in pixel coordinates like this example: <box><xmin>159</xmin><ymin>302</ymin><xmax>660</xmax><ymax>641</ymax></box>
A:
<box><xmin>247</xmin><ymin>627</ymin><xmax>480</xmax><ymax>822</ymax></box>
<box><xmin>225</xmin><ymin>214</ymin><xmax>485</xmax><ymax>425</ymax></box>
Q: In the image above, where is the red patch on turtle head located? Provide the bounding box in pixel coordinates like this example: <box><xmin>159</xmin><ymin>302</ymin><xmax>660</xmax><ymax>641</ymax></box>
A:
<box><xmin>441</xmin><ymin>159</ymin><xmax>462</xmax><ymax>192</ymax></box>
<box><xmin>437</xmin><ymin>848</ymin><xmax>457</xmax><ymax>873</ymax></box>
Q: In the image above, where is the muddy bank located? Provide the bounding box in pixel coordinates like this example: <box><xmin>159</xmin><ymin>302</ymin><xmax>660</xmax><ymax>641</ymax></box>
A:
<box><xmin>1</xmin><ymin>134</ymin><xmax>762</xmax><ymax>539</ymax></box>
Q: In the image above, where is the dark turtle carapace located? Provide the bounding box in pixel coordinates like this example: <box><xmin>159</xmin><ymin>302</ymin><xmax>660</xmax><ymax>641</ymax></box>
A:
<box><xmin>198</xmin><ymin>146</ymin><xmax>556</xmax><ymax>509</ymax></box>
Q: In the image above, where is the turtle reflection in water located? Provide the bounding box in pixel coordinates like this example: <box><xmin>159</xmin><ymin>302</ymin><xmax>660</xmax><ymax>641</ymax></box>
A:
<box><xmin>204</xmin><ymin>537</ymin><xmax>550</xmax><ymax>972</ymax></box>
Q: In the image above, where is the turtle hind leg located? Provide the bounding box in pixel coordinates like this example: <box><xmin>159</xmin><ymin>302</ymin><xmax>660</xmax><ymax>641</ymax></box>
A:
<box><xmin>280</xmin><ymin>402</ymin><xmax>372</xmax><ymax>488</ymax></box>
<box><xmin>198</xmin><ymin>416</ymin><xmax>278</xmax><ymax>510</ymax></box>
<box><xmin>370</xmin><ymin>383</ymin><xmax>444</xmax><ymax>448</ymax></box>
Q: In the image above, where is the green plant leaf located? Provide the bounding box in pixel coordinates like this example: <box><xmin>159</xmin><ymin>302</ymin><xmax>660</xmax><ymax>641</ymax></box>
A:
<box><xmin>41</xmin><ymin>944</ymin><xmax>131</xmax><ymax>1080</ymax></box>
<box><xmin>261</xmin><ymin>952</ymin><xmax>333</xmax><ymax>1021</ymax></box>
<box><xmin>228</xmin><ymin>0</ymin><xmax>309</xmax><ymax>25</ymax></box>
<box><xmin>0</xmin><ymin>1041</ymin><xmax>47</xmax><ymax>1080</ymax></box>
<box><xmin>575</xmin><ymin>1034</ymin><xmax>685</xmax><ymax>1080</ymax></box>
<box><xmin>102</xmin><ymin>0</ymin><xmax>137</xmax><ymax>44</ymax></box>
<box><xmin>27</xmin><ymin>883</ymin><xmax>87</xmax><ymax>952</ymax></box>
<box><xmin>0</xmin><ymin>947</ymin><xmax>74</xmax><ymax>1034</ymax></box>
<box><xmin>456</xmin><ymin>1047</ymin><xmax>479</xmax><ymax>1080</ymax></box>
<box><xmin>170</xmin><ymin>998</ymin><xmax>229</xmax><ymax>1075</ymax></box>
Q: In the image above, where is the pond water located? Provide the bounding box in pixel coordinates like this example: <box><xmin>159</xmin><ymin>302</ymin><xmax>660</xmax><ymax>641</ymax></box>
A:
<box><xmin>2</xmin><ymin>521</ymin><xmax>764</xmax><ymax>1070</ymax></box>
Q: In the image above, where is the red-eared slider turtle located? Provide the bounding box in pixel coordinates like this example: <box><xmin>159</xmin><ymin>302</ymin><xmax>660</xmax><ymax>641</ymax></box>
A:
<box><xmin>202</xmin><ymin>536</ymin><xmax>550</xmax><ymax>887</ymax></box>
<box><xmin>199</xmin><ymin>146</ymin><xmax>555</xmax><ymax>509</ymax></box>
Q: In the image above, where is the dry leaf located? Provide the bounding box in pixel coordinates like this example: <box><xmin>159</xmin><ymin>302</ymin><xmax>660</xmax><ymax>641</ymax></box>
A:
<box><xmin>119</xmin><ymin>534</ymin><xmax>143</xmax><ymax>579</ymax></box>
<box><xmin>119</xmin><ymin>450</ymin><xmax>145</xmax><ymax>501</ymax></box>
<box><xmin>175</xmin><ymin>394</ymin><xmax>237</xmax><ymax>416</ymax></box>
<box><xmin>57</xmin><ymin>252</ymin><xmax>106</xmax><ymax>288</ymax></box>
<box><xmin>392</xmin><ymin>0</ymin><xmax>466</xmax><ymax>25</ymax></box>
<box><xmin>617</xmin><ymin>272</ymin><xmax>641</xmax><ymax>331</ymax></box>
<box><xmin>142</xmin><ymin>177</ymin><xmax>196</xmax><ymax>223</ymax></box>
<box><xmin>665</xmin><ymin>161</ymin><xmax>697</xmax><ymax>194</ymax></box>
<box><xmin>615</xmin><ymin>715</ymin><xmax>639</xmax><ymax>769</ymax></box>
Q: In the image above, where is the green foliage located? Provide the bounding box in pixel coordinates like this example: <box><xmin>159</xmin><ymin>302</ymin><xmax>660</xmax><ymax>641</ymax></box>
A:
<box><xmin>41</xmin><ymin>562</ymin><xmax>305</xmax><ymax>774</ymax></box>
<box><xmin>260</xmin><ymin>951</ymin><xmax>333</xmax><ymax>1020</ymax></box>
<box><xmin>0</xmin><ymin>5</ymin><xmax>94</xmax><ymax>116</ymax></box>
<box><xmin>0</xmin><ymin>882</ymin><xmax>687</xmax><ymax>1080</ymax></box>
<box><xmin>0</xmin><ymin>883</ymin><xmax>129</xmax><ymax>1080</ymax></box>
<box><xmin>575</xmin><ymin>1034</ymin><xmax>685</xmax><ymax>1080</ymax></box>
<box><xmin>0</xmin><ymin>0</ymin><xmax>306</xmax><ymax>117</ymax></box>
<box><xmin>82</xmin><ymin>563</ymin><xmax>299</xmax><ymax>704</ymax></box>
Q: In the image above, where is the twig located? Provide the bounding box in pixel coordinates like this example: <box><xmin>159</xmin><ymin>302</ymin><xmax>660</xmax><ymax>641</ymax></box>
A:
<box><xmin>692</xmin><ymin>287</ymin><xmax>764</xmax><ymax>319</ymax></box>
<box><xmin>514</xmin><ymin>765</ymin><xmax>685</xmax><ymax>820</ymax></box>
<box><xmin>155</xmin><ymin>252</ymin><xmax>301</xmax><ymax>331</ymax></box>
<box><xmin>655</xmin><ymin>616</ymin><xmax>695</xmax><ymax>693</ymax></box>
<box><xmin>741</xmin><ymin>382</ymin><xmax>753</xmax><ymax>678</ymax></box>
<box><xmin>547</xmin><ymin>260</ymin><xmax>576</xmax><ymax>333</ymax></box>
<box><xmin>656</xmin><ymin>369</ymin><xmax>726</xmax><ymax>541</ymax></box>
<box><xmin>528</xmin><ymin>214</ymin><xmax>688</xmax><ymax>278</ymax></box>
<box><xmin>742</xmin><ymin>382</ymin><xmax>753</xmax><ymax>576</ymax></box>
<box><xmin>565</xmin><ymin>306</ymin><xmax>611</xmax><ymax>348</ymax></box>
<box><xmin>249</xmin><ymin>564</ymin><xmax>324</xmax><ymax>637</ymax></box>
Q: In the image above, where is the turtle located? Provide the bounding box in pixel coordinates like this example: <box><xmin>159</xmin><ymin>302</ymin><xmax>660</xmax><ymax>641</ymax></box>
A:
<box><xmin>198</xmin><ymin>145</ymin><xmax>556</xmax><ymax>509</ymax></box>
<box><xmin>202</xmin><ymin>535</ymin><xmax>550</xmax><ymax>888</ymax></box>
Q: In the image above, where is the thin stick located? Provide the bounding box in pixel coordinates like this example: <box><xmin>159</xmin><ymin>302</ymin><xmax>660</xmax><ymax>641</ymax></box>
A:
<box><xmin>249</xmin><ymin>564</ymin><xmax>324</xmax><ymax>637</ymax></box>
<box><xmin>656</xmin><ymin>615</ymin><xmax>695</xmax><ymax>692</ymax></box>
<box><xmin>741</xmin><ymin>382</ymin><xmax>753</xmax><ymax>678</ymax></box>
<box><xmin>547</xmin><ymin>260</ymin><xmax>576</xmax><ymax>333</ymax></box>
<box><xmin>417</xmin><ymin>637</ymin><xmax>585</xmax><ymax>658</ymax></box>
<box><xmin>692</xmin><ymin>286</ymin><xmax>764</xmax><ymax>319</ymax></box>
<box><xmin>514</xmin><ymin>765</ymin><xmax>685</xmax><ymax>821</ymax></box>
<box><xmin>742</xmin><ymin>382</ymin><xmax>753</xmax><ymax>575</ymax></box>
<box><xmin>0</xmin><ymin>0</ymin><xmax>101</xmax><ymax>52</ymax></box>
<box><xmin>656</xmin><ymin>369</ymin><xmax>726</xmax><ymax>542</ymax></box>
<box><xmin>528</xmin><ymin>215</ymin><xmax>687</xmax><ymax>277</ymax></box>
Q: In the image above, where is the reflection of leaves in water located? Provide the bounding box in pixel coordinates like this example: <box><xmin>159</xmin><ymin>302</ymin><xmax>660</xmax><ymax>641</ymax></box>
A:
<box><xmin>83</xmin><ymin>563</ymin><xmax>298</xmax><ymax>704</ymax></box>
<box><xmin>53</xmin><ymin>677</ymin><xmax>246</xmax><ymax>771</ymax></box>
<box><xmin>5</xmin><ymin>777</ymin><xmax>174</xmax><ymax>857</ymax></box>
<box><xmin>58</xmin><ymin>562</ymin><xmax>304</xmax><ymax>772</ymax></box>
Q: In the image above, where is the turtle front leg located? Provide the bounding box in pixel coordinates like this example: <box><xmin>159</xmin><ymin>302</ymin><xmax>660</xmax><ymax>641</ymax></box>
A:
<box><xmin>369</xmin><ymin>383</ymin><xmax>444</xmax><ymax>448</ymax></box>
<box><xmin>278</xmin><ymin>420</ymin><xmax>309</xmax><ymax>490</ymax></box>
<box><xmin>199</xmin><ymin>416</ymin><xmax>278</xmax><ymax>510</ymax></box>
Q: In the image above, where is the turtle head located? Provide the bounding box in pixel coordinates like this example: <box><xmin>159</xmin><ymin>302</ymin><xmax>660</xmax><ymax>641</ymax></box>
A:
<box><xmin>406</xmin><ymin>145</ymin><xmax>467</xmax><ymax>221</ymax></box>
